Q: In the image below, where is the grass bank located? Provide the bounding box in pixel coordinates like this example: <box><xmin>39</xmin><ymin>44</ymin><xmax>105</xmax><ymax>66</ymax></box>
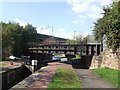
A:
<box><xmin>92</xmin><ymin>67</ymin><xmax>120</xmax><ymax>88</ymax></box>
<box><xmin>48</xmin><ymin>67</ymin><xmax>81</xmax><ymax>88</ymax></box>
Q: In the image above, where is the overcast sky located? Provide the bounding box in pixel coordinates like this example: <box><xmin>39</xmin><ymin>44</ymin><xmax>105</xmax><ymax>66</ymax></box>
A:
<box><xmin>1</xmin><ymin>0</ymin><xmax>113</xmax><ymax>39</ymax></box>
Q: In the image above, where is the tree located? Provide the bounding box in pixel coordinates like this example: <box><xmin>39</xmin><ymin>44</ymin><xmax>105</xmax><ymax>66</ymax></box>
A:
<box><xmin>22</xmin><ymin>24</ymin><xmax>37</xmax><ymax>44</ymax></box>
<box><xmin>2</xmin><ymin>21</ymin><xmax>23</xmax><ymax>57</ymax></box>
<box><xmin>21</xmin><ymin>24</ymin><xmax>38</xmax><ymax>55</ymax></box>
<box><xmin>2</xmin><ymin>21</ymin><xmax>38</xmax><ymax>59</ymax></box>
<box><xmin>66</xmin><ymin>34</ymin><xmax>87</xmax><ymax>44</ymax></box>
<box><xmin>2</xmin><ymin>22</ymin><xmax>13</xmax><ymax>59</ymax></box>
<box><xmin>76</xmin><ymin>34</ymin><xmax>87</xmax><ymax>44</ymax></box>
<box><xmin>93</xmin><ymin>1</ymin><xmax>120</xmax><ymax>51</ymax></box>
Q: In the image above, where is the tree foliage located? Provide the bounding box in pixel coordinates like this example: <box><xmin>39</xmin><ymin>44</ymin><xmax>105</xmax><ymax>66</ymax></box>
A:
<box><xmin>66</xmin><ymin>34</ymin><xmax>87</xmax><ymax>44</ymax></box>
<box><xmin>93</xmin><ymin>2</ymin><xmax>120</xmax><ymax>51</ymax></box>
<box><xmin>1</xmin><ymin>21</ymin><xmax>38</xmax><ymax>58</ymax></box>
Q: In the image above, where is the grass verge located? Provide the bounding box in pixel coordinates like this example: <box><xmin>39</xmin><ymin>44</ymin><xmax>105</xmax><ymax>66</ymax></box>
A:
<box><xmin>48</xmin><ymin>67</ymin><xmax>81</xmax><ymax>88</ymax></box>
<box><xmin>92</xmin><ymin>67</ymin><xmax>120</xmax><ymax>88</ymax></box>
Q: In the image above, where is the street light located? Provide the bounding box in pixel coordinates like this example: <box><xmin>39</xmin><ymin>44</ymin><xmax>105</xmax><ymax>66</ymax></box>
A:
<box><xmin>51</xmin><ymin>26</ymin><xmax>53</xmax><ymax>36</ymax></box>
<box><xmin>47</xmin><ymin>25</ymin><xmax>54</xmax><ymax>36</ymax></box>
<box><xmin>74</xmin><ymin>31</ymin><xmax>76</xmax><ymax>44</ymax></box>
<box><xmin>74</xmin><ymin>31</ymin><xmax>76</xmax><ymax>40</ymax></box>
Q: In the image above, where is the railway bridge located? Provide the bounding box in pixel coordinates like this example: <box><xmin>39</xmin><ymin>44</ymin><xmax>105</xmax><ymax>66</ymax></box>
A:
<box><xmin>26</xmin><ymin>43</ymin><xmax>102</xmax><ymax>69</ymax></box>
<box><xmin>28</xmin><ymin>43</ymin><xmax>102</xmax><ymax>56</ymax></box>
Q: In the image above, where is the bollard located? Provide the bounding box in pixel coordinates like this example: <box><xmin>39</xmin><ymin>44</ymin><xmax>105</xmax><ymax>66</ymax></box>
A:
<box><xmin>10</xmin><ymin>61</ymin><xmax>13</xmax><ymax>65</ymax></box>
<box><xmin>32</xmin><ymin>60</ymin><xmax>37</xmax><ymax>72</ymax></box>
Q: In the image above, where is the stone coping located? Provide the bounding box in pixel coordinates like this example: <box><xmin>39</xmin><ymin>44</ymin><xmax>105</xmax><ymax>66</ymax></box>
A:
<box><xmin>0</xmin><ymin>65</ymin><xmax>22</xmax><ymax>74</ymax></box>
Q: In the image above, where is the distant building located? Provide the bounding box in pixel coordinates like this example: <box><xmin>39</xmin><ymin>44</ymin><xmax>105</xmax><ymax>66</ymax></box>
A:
<box><xmin>37</xmin><ymin>34</ymin><xmax>68</xmax><ymax>44</ymax></box>
<box><xmin>42</xmin><ymin>37</ymin><xmax>56</xmax><ymax>44</ymax></box>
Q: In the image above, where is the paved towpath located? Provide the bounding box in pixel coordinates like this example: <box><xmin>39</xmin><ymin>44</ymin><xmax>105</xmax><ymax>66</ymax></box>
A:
<box><xmin>75</xmin><ymin>69</ymin><xmax>118</xmax><ymax>89</ymax></box>
<box><xmin>11</xmin><ymin>62</ymin><xmax>72</xmax><ymax>89</ymax></box>
<box><xmin>11</xmin><ymin>62</ymin><xmax>118</xmax><ymax>89</ymax></box>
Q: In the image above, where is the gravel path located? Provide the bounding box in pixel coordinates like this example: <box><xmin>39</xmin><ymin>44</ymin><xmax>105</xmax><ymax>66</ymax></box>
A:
<box><xmin>75</xmin><ymin>69</ymin><xmax>118</xmax><ymax>89</ymax></box>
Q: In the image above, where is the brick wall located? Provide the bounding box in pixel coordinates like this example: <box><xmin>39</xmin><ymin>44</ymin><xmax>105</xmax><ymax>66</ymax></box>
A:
<box><xmin>90</xmin><ymin>49</ymin><xmax>120</xmax><ymax>70</ymax></box>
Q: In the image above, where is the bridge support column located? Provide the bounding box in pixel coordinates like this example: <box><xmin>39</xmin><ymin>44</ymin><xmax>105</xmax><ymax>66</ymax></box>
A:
<box><xmin>91</xmin><ymin>45</ymin><xmax>94</xmax><ymax>55</ymax></box>
<box><xmin>48</xmin><ymin>50</ymin><xmax>51</xmax><ymax>53</ymax></box>
<box><xmin>55</xmin><ymin>51</ymin><xmax>58</xmax><ymax>53</ymax></box>
<box><xmin>64</xmin><ymin>51</ymin><xmax>67</xmax><ymax>54</ymax></box>
<box><xmin>96</xmin><ymin>45</ymin><xmax>100</xmax><ymax>55</ymax></box>
<box><xmin>74</xmin><ymin>47</ymin><xmax>77</xmax><ymax>54</ymax></box>
<box><xmin>86</xmin><ymin>45</ymin><xmax>89</xmax><ymax>55</ymax></box>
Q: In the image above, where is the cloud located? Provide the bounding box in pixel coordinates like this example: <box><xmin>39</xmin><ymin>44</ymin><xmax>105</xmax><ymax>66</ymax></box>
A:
<box><xmin>75</xmin><ymin>31</ymin><xmax>90</xmax><ymax>39</ymax></box>
<box><xmin>13</xmin><ymin>19</ymin><xmax>91</xmax><ymax>40</ymax></box>
<box><xmin>54</xmin><ymin>28</ymin><xmax>90</xmax><ymax>39</ymax></box>
<box><xmin>78</xmin><ymin>15</ymin><xmax>87</xmax><ymax>19</ymax></box>
<box><xmin>36</xmin><ymin>26</ymin><xmax>52</xmax><ymax>35</ymax></box>
<box><xmin>15</xmin><ymin>18</ymin><xmax>27</xmax><ymax>27</ymax></box>
<box><xmin>2</xmin><ymin>20</ymin><xmax>9</xmax><ymax>23</ymax></box>
<box><xmin>82</xmin><ymin>32</ymin><xmax>89</xmax><ymax>37</ymax></box>
<box><xmin>72</xmin><ymin>20</ymin><xmax>79</xmax><ymax>24</ymax></box>
<box><xmin>68</xmin><ymin>0</ymin><xmax>92</xmax><ymax>14</ymax></box>
<box><xmin>37</xmin><ymin>27</ymin><xmax>73</xmax><ymax>39</ymax></box>
<box><xmin>53</xmin><ymin>27</ymin><xmax>74</xmax><ymax>39</ymax></box>
<box><xmin>68</xmin><ymin>0</ymin><xmax>113</xmax><ymax>25</ymax></box>
<box><xmin>100</xmin><ymin>0</ymin><xmax>113</xmax><ymax>6</ymax></box>
<box><xmin>38</xmin><ymin>27</ymin><xmax>74</xmax><ymax>39</ymax></box>
<box><xmin>2</xmin><ymin>18</ymin><xmax>28</xmax><ymax>27</ymax></box>
<box><xmin>14</xmin><ymin>18</ymin><xmax>53</xmax><ymax>36</ymax></box>
<box><xmin>85</xmin><ymin>5</ymin><xmax>104</xmax><ymax>19</ymax></box>
<box><xmin>68</xmin><ymin>0</ymin><xmax>113</xmax><ymax>14</ymax></box>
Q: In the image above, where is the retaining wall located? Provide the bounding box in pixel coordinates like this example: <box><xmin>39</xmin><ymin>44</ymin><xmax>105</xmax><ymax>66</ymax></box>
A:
<box><xmin>90</xmin><ymin>49</ymin><xmax>120</xmax><ymax>70</ymax></box>
<box><xmin>1</xmin><ymin>65</ymin><xmax>32</xmax><ymax>89</ymax></box>
<box><xmin>70</xmin><ymin>55</ymin><xmax>93</xmax><ymax>69</ymax></box>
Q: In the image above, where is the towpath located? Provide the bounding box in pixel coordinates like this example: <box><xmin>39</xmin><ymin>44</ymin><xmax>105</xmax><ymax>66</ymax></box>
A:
<box><xmin>75</xmin><ymin>69</ymin><xmax>118</xmax><ymax>89</ymax></box>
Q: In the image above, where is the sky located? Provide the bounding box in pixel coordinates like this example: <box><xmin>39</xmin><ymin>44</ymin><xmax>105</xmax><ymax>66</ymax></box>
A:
<box><xmin>1</xmin><ymin>0</ymin><xmax>113</xmax><ymax>39</ymax></box>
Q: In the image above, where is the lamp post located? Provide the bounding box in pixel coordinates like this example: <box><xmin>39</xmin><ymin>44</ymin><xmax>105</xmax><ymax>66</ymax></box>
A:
<box><xmin>47</xmin><ymin>26</ymin><xmax>54</xmax><ymax>44</ymax></box>
<box><xmin>51</xmin><ymin>26</ymin><xmax>53</xmax><ymax>37</ymax></box>
<box><xmin>74</xmin><ymin>31</ymin><xmax>76</xmax><ymax>40</ymax></box>
<box><xmin>74</xmin><ymin>31</ymin><xmax>76</xmax><ymax>44</ymax></box>
<box><xmin>47</xmin><ymin>25</ymin><xmax>54</xmax><ymax>36</ymax></box>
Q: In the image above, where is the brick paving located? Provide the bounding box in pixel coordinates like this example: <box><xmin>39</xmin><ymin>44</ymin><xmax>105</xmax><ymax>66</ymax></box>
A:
<box><xmin>11</xmin><ymin>62</ymin><xmax>72</xmax><ymax>89</ymax></box>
